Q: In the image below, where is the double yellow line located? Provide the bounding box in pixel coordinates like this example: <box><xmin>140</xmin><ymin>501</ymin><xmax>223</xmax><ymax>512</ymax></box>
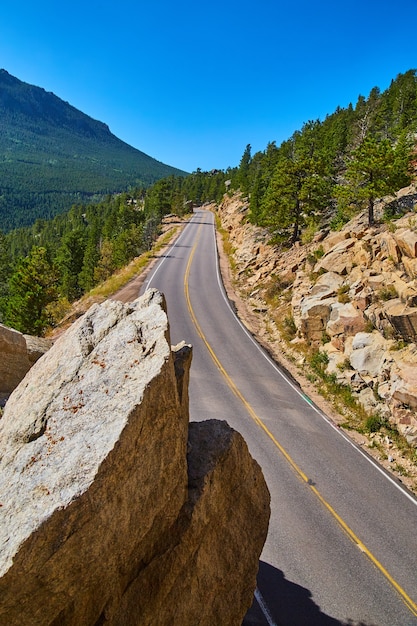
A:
<box><xmin>184</xmin><ymin>224</ymin><xmax>417</xmax><ymax>618</ymax></box>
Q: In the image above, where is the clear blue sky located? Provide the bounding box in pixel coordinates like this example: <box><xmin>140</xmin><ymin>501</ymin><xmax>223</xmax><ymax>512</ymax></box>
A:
<box><xmin>1</xmin><ymin>0</ymin><xmax>416</xmax><ymax>173</ymax></box>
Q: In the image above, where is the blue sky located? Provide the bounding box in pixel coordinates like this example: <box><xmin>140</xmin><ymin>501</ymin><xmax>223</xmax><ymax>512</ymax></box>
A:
<box><xmin>1</xmin><ymin>1</ymin><xmax>416</xmax><ymax>173</ymax></box>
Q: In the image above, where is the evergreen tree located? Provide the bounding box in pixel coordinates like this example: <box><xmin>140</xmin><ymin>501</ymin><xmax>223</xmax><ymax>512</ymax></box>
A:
<box><xmin>236</xmin><ymin>144</ymin><xmax>252</xmax><ymax>196</ymax></box>
<box><xmin>6</xmin><ymin>246</ymin><xmax>59</xmax><ymax>335</ymax></box>
<box><xmin>248</xmin><ymin>142</ymin><xmax>280</xmax><ymax>224</ymax></box>
<box><xmin>112</xmin><ymin>224</ymin><xmax>144</xmax><ymax>268</ymax></box>
<box><xmin>55</xmin><ymin>228</ymin><xmax>86</xmax><ymax>300</ymax></box>
<box><xmin>260</xmin><ymin>152</ymin><xmax>332</xmax><ymax>244</ymax></box>
<box><xmin>94</xmin><ymin>239</ymin><xmax>115</xmax><ymax>284</ymax></box>
<box><xmin>0</xmin><ymin>230</ymin><xmax>11</xmax><ymax>321</ymax></box>
<box><xmin>78</xmin><ymin>223</ymin><xmax>101</xmax><ymax>292</ymax></box>
<box><xmin>338</xmin><ymin>134</ymin><xmax>412</xmax><ymax>226</ymax></box>
<box><xmin>256</xmin><ymin>127</ymin><xmax>333</xmax><ymax>243</ymax></box>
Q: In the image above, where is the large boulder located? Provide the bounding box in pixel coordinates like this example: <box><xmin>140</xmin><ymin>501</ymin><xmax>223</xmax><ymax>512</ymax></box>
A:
<box><xmin>0</xmin><ymin>325</ymin><xmax>52</xmax><ymax>401</ymax></box>
<box><xmin>297</xmin><ymin>272</ymin><xmax>343</xmax><ymax>343</ymax></box>
<box><xmin>378</xmin><ymin>232</ymin><xmax>402</xmax><ymax>264</ymax></box>
<box><xmin>314</xmin><ymin>238</ymin><xmax>356</xmax><ymax>275</ymax></box>
<box><xmin>389</xmin><ymin>346</ymin><xmax>417</xmax><ymax>405</ymax></box>
<box><xmin>0</xmin><ymin>290</ymin><xmax>270</xmax><ymax>626</ymax></box>
<box><xmin>348</xmin><ymin>331</ymin><xmax>394</xmax><ymax>382</ymax></box>
<box><xmin>113</xmin><ymin>420</ymin><xmax>270</xmax><ymax>626</ymax></box>
<box><xmin>0</xmin><ymin>324</ymin><xmax>31</xmax><ymax>395</ymax></box>
<box><xmin>382</xmin><ymin>299</ymin><xmax>417</xmax><ymax>342</ymax></box>
<box><xmin>326</xmin><ymin>302</ymin><xmax>366</xmax><ymax>340</ymax></box>
<box><xmin>393</xmin><ymin>228</ymin><xmax>417</xmax><ymax>258</ymax></box>
<box><xmin>23</xmin><ymin>334</ymin><xmax>53</xmax><ymax>366</ymax></box>
<box><xmin>300</xmin><ymin>298</ymin><xmax>333</xmax><ymax>344</ymax></box>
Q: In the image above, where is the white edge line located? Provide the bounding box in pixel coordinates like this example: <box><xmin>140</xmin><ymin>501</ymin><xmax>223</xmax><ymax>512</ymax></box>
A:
<box><xmin>254</xmin><ymin>587</ymin><xmax>278</xmax><ymax>626</ymax></box>
<box><xmin>205</xmin><ymin>210</ymin><xmax>417</xmax><ymax>508</ymax></box>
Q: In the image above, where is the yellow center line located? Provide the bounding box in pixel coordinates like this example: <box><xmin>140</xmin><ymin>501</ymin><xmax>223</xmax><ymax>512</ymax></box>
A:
<box><xmin>184</xmin><ymin>226</ymin><xmax>417</xmax><ymax>618</ymax></box>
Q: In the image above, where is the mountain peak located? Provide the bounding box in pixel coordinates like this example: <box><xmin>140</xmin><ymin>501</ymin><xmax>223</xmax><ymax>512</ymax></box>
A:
<box><xmin>0</xmin><ymin>70</ymin><xmax>186</xmax><ymax>230</ymax></box>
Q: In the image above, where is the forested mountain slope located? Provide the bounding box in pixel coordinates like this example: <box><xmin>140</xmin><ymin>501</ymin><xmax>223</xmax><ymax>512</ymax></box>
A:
<box><xmin>0</xmin><ymin>70</ymin><xmax>186</xmax><ymax>230</ymax></box>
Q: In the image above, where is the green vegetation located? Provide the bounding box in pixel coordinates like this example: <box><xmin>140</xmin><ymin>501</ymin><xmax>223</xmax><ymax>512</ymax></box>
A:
<box><xmin>337</xmin><ymin>284</ymin><xmax>351</xmax><ymax>303</ymax></box>
<box><xmin>229</xmin><ymin>70</ymin><xmax>417</xmax><ymax>242</ymax></box>
<box><xmin>364</xmin><ymin>414</ymin><xmax>388</xmax><ymax>433</ymax></box>
<box><xmin>377</xmin><ymin>284</ymin><xmax>398</xmax><ymax>301</ymax></box>
<box><xmin>0</xmin><ymin>70</ymin><xmax>187</xmax><ymax>231</ymax></box>
<box><xmin>0</xmin><ymin>168</ymin><xmax>232</xmax><ymax>335</ymax></box>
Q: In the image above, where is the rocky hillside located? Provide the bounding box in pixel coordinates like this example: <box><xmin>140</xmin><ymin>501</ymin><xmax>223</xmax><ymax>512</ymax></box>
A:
<box><xmin>216</xmin><ymin>186</ymin><xmax>417</xmax><ymax>491</ymax></box>
<box><xmin>0</xmin><ymin>290</ymin><xmax>270</xmax><ymax>625</ymax></box>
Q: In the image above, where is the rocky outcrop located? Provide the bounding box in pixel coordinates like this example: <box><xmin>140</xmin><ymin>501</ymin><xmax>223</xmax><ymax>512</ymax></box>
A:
<box><xmin>216</xmin><ymin>185</ymin><xmax>417</xmax><ymax>447</ymax></box>
<box><xmin>0</xmin><ymin>324</ymin><xmax>52</xmax><ymax>402</ymax></box>
<box><xmin>23</xmin><ymin>334</ymin><xmax>53</xmax><ymax>365</ymax></box>
<box><xmin>0</xmin><ymin>324</ymin><xmax>31</xmax><ymax>396</ymax></box>
<box><xmin>0</xmin><ymin>289</ymin><xmax>270</xmax><ymax>626</ymax></box>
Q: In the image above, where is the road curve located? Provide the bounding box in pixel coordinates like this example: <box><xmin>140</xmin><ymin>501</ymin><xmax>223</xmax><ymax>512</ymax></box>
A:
<box><xmin>141</xmin><ymin>210</ymin><xmax>417</xmax><ymax>626</ymax></box>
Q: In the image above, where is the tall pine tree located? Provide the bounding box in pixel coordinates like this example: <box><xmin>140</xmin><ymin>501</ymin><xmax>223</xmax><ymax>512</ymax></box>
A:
<box><xmin>6</xmin><ymin>247</ymin><xmax>59</xmax><ymax>335</ymax></box>
<box><xmin>338</xmin><ymin>134</ymin><xmax>412</xmax><ymax>226</ymax></box>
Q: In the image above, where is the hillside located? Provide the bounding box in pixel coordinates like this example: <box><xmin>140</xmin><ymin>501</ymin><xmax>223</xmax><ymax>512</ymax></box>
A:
<box><xmin>216</xmin><ymin>190</ymin><xmax>417</xmax><ymax>492</ymax></box>
<box><xmin>0</xmin><ymin>70</ymin><xmax>187</xmax><ymax>230</ymax></box>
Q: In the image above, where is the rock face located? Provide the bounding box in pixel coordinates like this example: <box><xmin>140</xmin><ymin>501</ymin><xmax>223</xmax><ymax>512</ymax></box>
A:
<box><xmin>0</xmin><ymin>289</ymin><xmax>270</xmax><ymax>626</ymax></box>
<box><xmin>0</xmin><ymin>324</ymin><xmax>52</xmax><ymax>401</ymax></box>
<box><xmin>0</xmin><ymin>324</ymin><xmax>31</xmax><ymax>396</ymax></box>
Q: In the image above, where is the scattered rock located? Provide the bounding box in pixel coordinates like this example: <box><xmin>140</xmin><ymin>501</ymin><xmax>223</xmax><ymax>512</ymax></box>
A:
<box><xmin>217</xmin><ymin>189</ymin><xmax>417</xmax><ymax>451</ymax></box>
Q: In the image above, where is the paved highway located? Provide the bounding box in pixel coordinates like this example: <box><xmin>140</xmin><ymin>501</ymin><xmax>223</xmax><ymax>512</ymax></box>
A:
<box><xmin>141</xmin><ymin>210</ymin><xmax>417</xmax><ymax>626</ymax></box>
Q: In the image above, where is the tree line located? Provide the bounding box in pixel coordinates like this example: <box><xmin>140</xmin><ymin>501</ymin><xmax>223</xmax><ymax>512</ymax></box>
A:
<box><xmin>0</xmin><ymin>169</ymin><xmax>232</xmax><ymax>335</ymax></box>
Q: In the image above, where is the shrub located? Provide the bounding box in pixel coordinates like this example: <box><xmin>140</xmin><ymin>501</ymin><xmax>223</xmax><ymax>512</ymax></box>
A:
<box><xmin>330</xmin><ymin>210</ymin><xmax>349</xmax><ymax>231</ymax></box>
<box><xmin>283</xmin><ymin>315</ymin><xmax>297</xmax><ymax>339</ymax></box>
<box><xmin>309</xmin><ymin>350</ymin><xmax>329</xmax><ymax>376</ymax></box>
<box><xmin>364</xmin><ymin>414</ymin><xmax>386</xmax><ymax>433</ymax></box>
<box><xmin>337</xmin><ymin>284</ymin><xmax>350</xmax><ymax>303</ymax></box>
<box><xmin>265</xmin><ymin>274</ymin><xmax>293</xmax><ymax>301</ymax></box>
<box><xmin>301</xmin><ymin>219</ymin><xmax>320</xmax><ymax>244</ymax></box>
<box><xmin>378</xmin><ymin>285</ymin><xmax>398</xmax><ymax>301</ymax></box>
<box><xmin>364</xmin><ymin>319</ymin><xmax>375</xmax><ymax>333</ymax></box>
<box><xmin>337</xmin><ymin>358</ymin><xmax>352</xmax><ymax>372</ymax></box>
<box><xmin>313</xmin><ymin>245</ymin><xmax>325</xmax><ymax>259</ymax></box>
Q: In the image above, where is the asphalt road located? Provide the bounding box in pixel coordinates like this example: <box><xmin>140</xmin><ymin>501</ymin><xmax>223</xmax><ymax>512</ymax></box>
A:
<box><xmin>140</xmin><ymin>210</ymin><xmax>417</xmax><ymax>626</ymax></box>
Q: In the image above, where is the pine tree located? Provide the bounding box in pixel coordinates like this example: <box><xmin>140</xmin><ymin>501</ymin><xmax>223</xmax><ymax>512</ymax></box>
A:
<box><xmin>339</xmin><ymin>134</ymin><xmax>412</xmax><ymax>226</ymax></box>
<box><xmin>55</xmin><ymin>229</ymin><xmax>86</xmax><ymax>300</ymax></box>
<box><xmin>260</xmin><ymin>153</ymin><xmax>331</xmax><ymax>244</ymax></box>
<box><xmin>258</xmin><ymin>128</ymin><xmax>332</xmax><ymax>244</ymax></box>
<box><xmin>236</xmin><ymin>144</ymin><xmax>252</xmax><ymax>197</ymax></box>
<box><xmin>6</xmin><ymin>246</ymin><xmax>59</xmax><ymax>335</ymax></box>
<box><xmin>0</xmin><ymin>230</ymin><xmax>11</xmax><ymax>321</ymax></box>
<box><xmin>78</xmin><ymin>224</ymin><xmax>101</xmax><ymax>292</ymax></box>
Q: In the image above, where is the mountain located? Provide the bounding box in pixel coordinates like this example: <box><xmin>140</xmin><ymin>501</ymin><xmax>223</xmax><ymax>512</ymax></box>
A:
<box><xmin>0</xmin><ymin>70</ymin><xmax>187</xmax><ymax>231</ymax></box>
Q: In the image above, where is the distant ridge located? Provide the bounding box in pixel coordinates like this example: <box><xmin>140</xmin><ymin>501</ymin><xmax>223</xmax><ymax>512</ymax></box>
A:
<box><xmin>0</xmin><ymin>70</ymin><xmax>187</xmax><ymax>230</ymax></box>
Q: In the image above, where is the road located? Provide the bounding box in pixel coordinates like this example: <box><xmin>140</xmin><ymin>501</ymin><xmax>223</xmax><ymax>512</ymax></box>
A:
<box><xmin>140</xmin><ymin>210</ymin><xmax>417</xmax><ymax>626</ymax></box>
